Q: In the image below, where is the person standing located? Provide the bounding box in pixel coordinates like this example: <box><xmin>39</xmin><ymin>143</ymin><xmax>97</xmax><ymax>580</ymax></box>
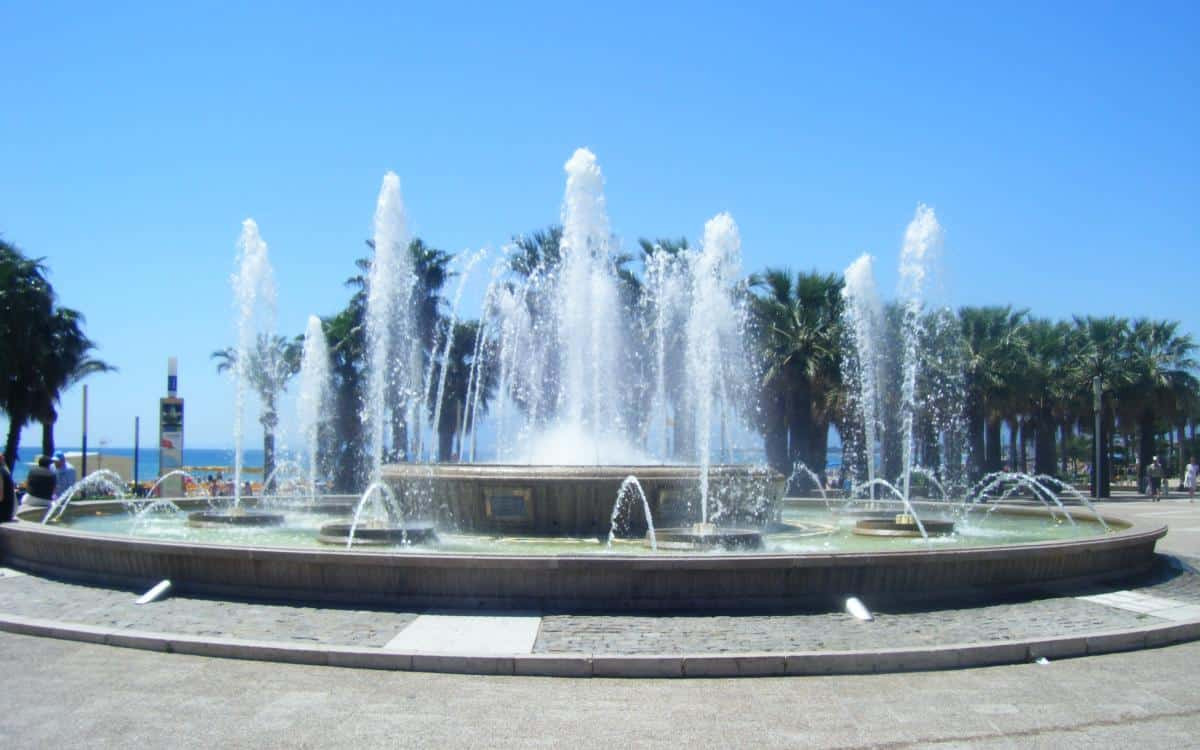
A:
<box><xmin>53</xmin><ymin>452</ymin><xmax>76</xmax><ymax>498</ymax></box>
<box><xmin>1148</xmin><ymin>456</ymin><xmax>1165</xmax><ymax>501</ymax></box>
<box><xmin>1186</xmin><ymin>457</ymin><xmax>1199</xmax><ymax>502</ymax></box>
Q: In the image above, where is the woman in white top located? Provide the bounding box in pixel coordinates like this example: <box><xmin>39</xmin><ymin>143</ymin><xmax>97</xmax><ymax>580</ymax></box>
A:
<box><xmin>1186</xmin><ymin>457</ymin><xmax>1199</xmax><ymax>501</ymax></box>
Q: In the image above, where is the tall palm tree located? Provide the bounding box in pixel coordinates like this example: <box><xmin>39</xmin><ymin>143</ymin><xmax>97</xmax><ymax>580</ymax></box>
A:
<box><xmin>36</xmin><ymin>307</ymin><xmax>117</xmax><ymax>457</ymax></box>
<box><xmin>352</xmin><ymin>238</ymin><xmax>454</xmax><ymax>460</ymax></box>
<box><xmin>430</xmin><ymin>319</ymin><xmax>497</xmax><ymax>461</ymax></box>
<box><xmin>748</xmin><ymin>269</ymin><xmax>844</xmax><ymax>484</ymax></box>
<box><xmin>0</xmin><ymin>241</ymin><xmax>53</xmax><ymax>467</ymax></box>
<box><xmin>1071</xmin><ymin>315</ymin><xmax>1134</xmax><ymax>497</ymax></box>
<box><xmin>0</xmin><ymin>241</ymin><xmax>113</xmax><ymax>467</ymax></box>
<box><xmin>1123</xmin><ymin>319</ymin><xmax>1198</xmax><ymax>487</ymax></box>
<box><xmin>958</xmin><ymin>306</ymin><xmax>1028</xmax><ymax>478</ymax></box>
<box><xmin>212</xmin><ymin>334</ymin><xmax>302</xmax><ymax>490</ymax></box>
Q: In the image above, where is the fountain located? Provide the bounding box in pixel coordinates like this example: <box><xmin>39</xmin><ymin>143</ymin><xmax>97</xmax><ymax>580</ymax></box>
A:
<box><xmin>1</xmin><ymin>149</ymin><xmax>1164</xmax><ymax>612</ymax></box>
<box><xmin>189</xmin><ymin>219</ymin><xmax>286</xmax><ymax>528</ymax></box>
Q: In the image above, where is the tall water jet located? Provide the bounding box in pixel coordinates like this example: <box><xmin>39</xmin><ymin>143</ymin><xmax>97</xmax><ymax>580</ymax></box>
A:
<box><xmin>297</xmin><ymin>315</ymin><xmax>331</xmax><ymax>497</ymax></box>
<box><xmin>842</xmin><ymin>253</ymin><xmax>884</xmax><ymax>496</ymax></box>
<box><xmin>686</xmin><ymin>212</ymin><xmax>743</xmax><ymax>522</ymax></box>
<box><xmin>897</xmin><ymin>204</ymin><xmax>943</xmax><ymax>505</ymax></box>
<box><xmin>556</xmin><ymin>148</ymin><xmax>622</xmax><ymax>459</ymax></box>
<box><xmin>231</xmin><ymin>219</ymin><xmax>277</xmax><ymax>506</ymax></box>
<box><xmin>362</xmin><ymin>172</ymin><xmax>414</xmax><ymax>484</ymax></box>
<box><xmin>643</xmin><ymin>246</ymin><xmax>689</xmax><ymax>459</ymax></box>
<box><xmin>430</xmin><ymin>248</ymin><xmax>486</xmax><ymax>460</ymax></box>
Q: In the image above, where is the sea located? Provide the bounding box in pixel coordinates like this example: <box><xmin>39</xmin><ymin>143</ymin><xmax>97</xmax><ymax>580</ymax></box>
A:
<box><xmin>9</xmin><ymin>446</ymin><xmax>264</xmax><ymax>484</ymax></box>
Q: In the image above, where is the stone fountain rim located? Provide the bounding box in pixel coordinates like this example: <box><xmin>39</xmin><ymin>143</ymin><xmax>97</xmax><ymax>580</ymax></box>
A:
<box><xmin>10</xmin><ymin>498</ymin><xmax>1159</xmax><ymax>568</ymax></box>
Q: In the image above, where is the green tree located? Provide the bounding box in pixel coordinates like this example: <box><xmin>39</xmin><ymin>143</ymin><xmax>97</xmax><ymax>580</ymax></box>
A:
<box><xmin>748</xmin><ymin>269</ymin><xmax>844</xmax><ymax>484</ymax></box>
<box><xmin>0</xmin><ymin>240</ymin><xmax>113</xmax><ymax>468</ymax></box>
<box><xmin>1123</xmin><ymin>319</ymin><xmax>1198</xmax><ymax>487</ymax></box>
<box><xmin>958</xmin><ymin>306</ymin><xmax>1028</xmax><ymax>478</ymax></box>
<box><xmin>212</xmin><ymin>334</ymin><xmax>302</xmax><ymax>491</ymax></box>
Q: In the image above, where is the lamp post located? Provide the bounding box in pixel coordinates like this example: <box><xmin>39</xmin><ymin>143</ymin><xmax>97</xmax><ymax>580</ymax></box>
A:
<box><xmin>1093</xmin><ymin>376</ymin><xmax>1102</xmax><ymax>499</ymax></box>
<box><xmin>81</xmin><ymin>385</ymin><xmax>89</xmax><ymax>478</ymax></box>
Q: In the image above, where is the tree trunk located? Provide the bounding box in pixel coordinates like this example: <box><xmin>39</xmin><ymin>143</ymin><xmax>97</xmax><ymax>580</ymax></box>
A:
<box><xmin>967</xmin><ymin>404</ymin><xmax>986</xmax><ymax>480</ymax></box>
<box><xmin>41</xmin><ymin>410</ymin><xmax>57</xmax><ymax>458</ymax></box>
<box><xmin>1006</xmin><ymin>416</ymin><xmax>1019</xmax><ymax>472</ymax></box>
<box><xmin>808</xmin><ymin>418</ymin><xmax>830</xmax><ymax>486</ymax></box>
<box><xmin>788</xmin><ymin>382</ymin><xmax>815</xmax><ymax>491</ymax></box>
<box><xmin>985</xmin><ymin>415</ymin><xmax>1003</xmax><ymax>474</ymax></box>
<box><xmin>262</xmin><ymin>430</ymin><xmax>276</xmax><ymax>493</ymax></box>
<box><xmin>1137</xmin><ymin>412</ymin><xmax>1156</xmax><ymax>491</ymax></box>
<box><xmin>1059</xmin><ymin>421</ymin><xmax>1070</xmax><ymax>476</ymax></box>
<box><xmin>1034</xmin><ymin>404</ymin><xmax>1056</xmax><ymax>476</ymax></box>
<box><xmin>762</xmin><ymin>390</ymin><xmax>789</xmax><ymax>477</ymax></box>
<box><xmin>1018</xmin><ymin>417</ymin><xmax>1028</xmax><ymax>473</ymax></box>
<box><xmin>5</xmin><ymin>418</ymin><xmax>24</xmax><ymax>471</ymax></box>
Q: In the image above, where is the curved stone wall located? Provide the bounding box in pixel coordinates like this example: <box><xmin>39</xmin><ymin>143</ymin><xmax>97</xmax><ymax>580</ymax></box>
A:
<box><xmin>0</xmin><ymin>501</ymin><xmax>1164</xmax><ymax>612</ymax></box>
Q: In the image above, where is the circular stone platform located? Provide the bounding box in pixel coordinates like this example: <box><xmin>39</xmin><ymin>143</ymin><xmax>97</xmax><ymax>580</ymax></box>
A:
<box><xmin>317</xmin><ymin>521</ymin><xmax>438</xmax><ymax>546</ymax></box>
<box><xmin>651</xmin><ymin>523</ymin><xmax>764</xmax><ymax>550</ymax></box>
<box><xmin>853</xmin><ymin>515</ymin><xmax>956</xmax><ymax>537</ymax></box>
<box><xmin>187</xmin><ymin>510</ymin><xmax>285</xmax><ymax>527</ymax></box>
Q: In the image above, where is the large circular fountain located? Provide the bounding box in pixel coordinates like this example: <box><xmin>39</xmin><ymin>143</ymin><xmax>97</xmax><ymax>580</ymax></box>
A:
<box><xmin>0</xmin><ymin>149</ymin><xmax>1166</xmax><ymax>612</ymax></box>
<box><xmin>0</xmin><ymin>466</ymin><xmax>1164</xmax><ymax>611</ymax></box>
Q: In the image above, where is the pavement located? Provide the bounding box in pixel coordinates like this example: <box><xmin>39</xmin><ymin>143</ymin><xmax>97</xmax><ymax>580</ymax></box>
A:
<box><xmin>4</xmin><ymin>491</ymin><xmax>1200</xmax><ymax>746</ymax></box>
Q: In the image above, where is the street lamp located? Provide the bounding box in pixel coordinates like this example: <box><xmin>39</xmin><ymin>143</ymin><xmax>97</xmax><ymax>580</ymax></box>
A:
<box><xmin>1093</xmin><ymin>376</ymin><xmax>1102</xmax><ymax>499</ymax></box>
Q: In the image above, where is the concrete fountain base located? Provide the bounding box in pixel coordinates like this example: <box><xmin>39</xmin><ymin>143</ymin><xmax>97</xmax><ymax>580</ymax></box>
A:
<box><xmin>1</xmin><ymin>499</ymin><xmax>1165</xmax><ymax>612</ymax></box>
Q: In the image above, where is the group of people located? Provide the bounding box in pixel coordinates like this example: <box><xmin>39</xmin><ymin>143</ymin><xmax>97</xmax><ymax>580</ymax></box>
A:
<box><xmin>0</xmin><ymin>451</ymin><xmax>77</xmax><ymax>522</ymax></box>
<box><xmin>1145</xmin><ymin>455</ymin><xmax>1199</xmax><ymax>501</ymax></box>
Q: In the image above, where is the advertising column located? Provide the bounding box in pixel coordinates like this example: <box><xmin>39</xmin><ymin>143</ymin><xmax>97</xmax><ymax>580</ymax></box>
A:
<box><xmin>158</xmin><ymin>357</ymin><xmax>185</xmax><ymax>497</ymax></box>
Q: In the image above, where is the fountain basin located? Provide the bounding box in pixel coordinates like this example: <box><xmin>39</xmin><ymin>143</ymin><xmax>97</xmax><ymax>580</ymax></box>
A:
<box><xmin>1</xmin><ymin>499</ymin><xmax>1163</xmax><ymax>611</ymax></box>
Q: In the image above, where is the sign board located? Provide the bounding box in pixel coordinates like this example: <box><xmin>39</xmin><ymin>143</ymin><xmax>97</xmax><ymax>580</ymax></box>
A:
<box><xmin>158</xmin><ymin>397</ymin><xmax>184</xmax><ymax>497</ymax></box>
<box><xmin>484</xmin><ymin>487</ymin><xmax>533</xmax><ymax>523</ymax></box>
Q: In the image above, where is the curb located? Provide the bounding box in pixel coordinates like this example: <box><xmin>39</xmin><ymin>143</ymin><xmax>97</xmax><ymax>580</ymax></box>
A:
<box><xmin>3</xmin><ymin>612</ymin><xmax>1199</xmax><ymax>677</ymax></box>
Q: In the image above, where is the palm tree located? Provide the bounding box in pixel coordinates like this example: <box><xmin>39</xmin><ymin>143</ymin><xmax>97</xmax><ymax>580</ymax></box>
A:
<box><xmin>1017</xmin><ymin>318</ymin><xmax>1073</xmax><ymax>476</ymax></box>
<box><xmin>510</xmin><ymin>226</ymin><xmax>563</xmax><ymax>278</ymax></box>
<box><xmin>212</xmin><ymin>334</ymin><xmax>302</xmax><ymax>490</ymax></box>
<box><xmin>958</xmin><ymin>306</ymin><xmax>1028</xmax><ymax>478</ymax></box>
<box><xmin>36</xmin><ymin>307</ymin><xmax>117</xmax><ymax>457</ymax></box>
<box><xmin>1123</xmin><ymin>319</ymin><xmax>1199</xmax><ymax>488</ymax></box>
<box><xmin>351</xmin><ymin>238</ymin><xmax>454</xmax><ymax>460</ymax></box>
<box><xmin>0</xmin><ymin>241</ymin><xmax>113</xmax><ymax>468</ymax></box>
<box><xmin>429</xmin><ymin>320</ymin><xmax>498</xmax><ymax>461</ymax></box>
<box><xmin>1071</xmin><ymin>315</ymin><xmax>1134</xmax><ymax>497</ymax></box>
<box><xmin>748</xmin><ymin>269</ymin><xmax>844</xmax><ymax>484</ymax></box>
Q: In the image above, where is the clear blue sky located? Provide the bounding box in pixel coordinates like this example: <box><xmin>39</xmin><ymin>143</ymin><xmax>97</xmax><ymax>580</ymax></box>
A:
<box><xmin>2</xmin><ymin>1</ymin><xmax>1196</xmax><ymax>451</ymax></box>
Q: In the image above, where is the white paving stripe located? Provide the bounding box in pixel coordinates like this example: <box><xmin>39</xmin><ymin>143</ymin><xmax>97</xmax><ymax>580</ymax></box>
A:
<box><xmin>384</xmin><ymin>613</ymin><xmax>542</xmax><ymax>655</ymax></box>
<box><xmin>1077</xmin><ymin>590</ymin><xmax>1200</xmax><ymax>622</ymax></box>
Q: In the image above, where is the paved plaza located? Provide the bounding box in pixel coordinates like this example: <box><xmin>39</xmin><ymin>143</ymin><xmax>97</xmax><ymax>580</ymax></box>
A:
<box><xmin>3</xmin><ymin>493</ymin><xmax>1200</xmax><ymax>746</ymax></box>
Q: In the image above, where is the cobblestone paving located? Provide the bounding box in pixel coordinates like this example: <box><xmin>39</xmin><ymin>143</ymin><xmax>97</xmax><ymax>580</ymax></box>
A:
<box><xmin>533</xmin><ymin>557</ymin><xmax>1200</xmax><ymax>654</ymax></box>
<box><xmin>0</xmin><ymin>574</ymin><xmax>417</xmax><ymax>647</ymax></box>
<box><xmin>2</xmin><ymin>556</ymin><xmax>1199</xmax><ymax>655</ymax></box>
